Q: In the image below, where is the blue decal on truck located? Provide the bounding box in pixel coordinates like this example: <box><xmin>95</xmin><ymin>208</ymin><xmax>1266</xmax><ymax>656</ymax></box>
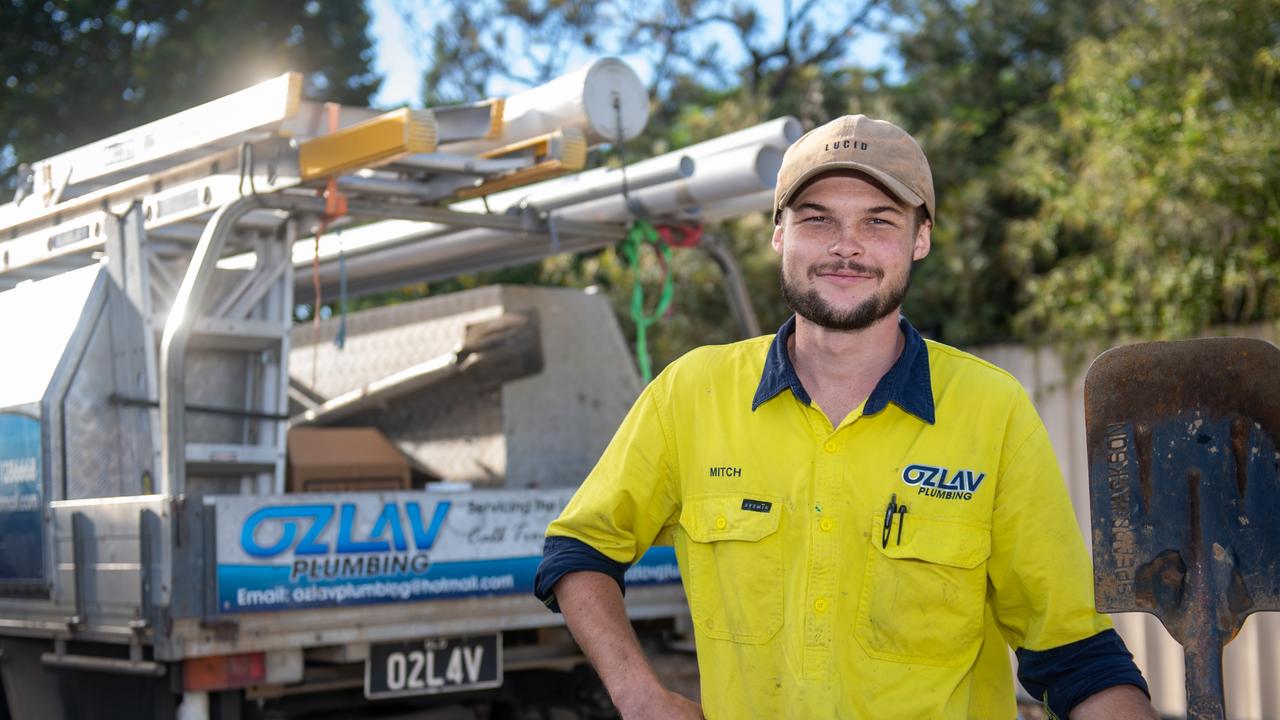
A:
<box><xmin>217</xmin><ymin>496</ymin><xmax>681</xmax><ymax>614</ymax></box>
<box><xmin>0</xmin><ymin>413</ymin><xmax>44</xmax><ymax>583</ymax></box>
<box><xmin>217</xmin><ymin>547</ymin><xmax>680</xmax><ymax>614</ymax></box>
<box><xmin>241</xmin><ymin>501</ymin><xmax>451</xmax><ymax>558</ymax></box>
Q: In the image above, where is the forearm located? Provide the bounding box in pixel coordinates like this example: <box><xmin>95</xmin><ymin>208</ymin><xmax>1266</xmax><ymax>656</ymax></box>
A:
<box><xmin>1069</xmin><ymin>684</ymin><xmax>1158</xmax><ymax>720</ymax></box>
<box><xmin>552</xmin><ymin>570</ymin><xmax>669</xmax><ymax>714</ymax></box>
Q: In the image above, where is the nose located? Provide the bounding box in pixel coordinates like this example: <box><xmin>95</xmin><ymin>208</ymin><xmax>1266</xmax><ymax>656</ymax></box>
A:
<box><xmin>827</xmin><ymin>227</ymin><xmax>864</xmax><ymax>258</ymax></box>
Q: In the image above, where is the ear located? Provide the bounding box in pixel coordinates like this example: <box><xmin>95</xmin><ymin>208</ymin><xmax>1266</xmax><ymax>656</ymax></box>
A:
<box><xmin>771</xmin><ymin>222</ymin><xmax>785</xmax><ymax>256</ymax></box>
<box><xmin>912</xmin><ymin>217</ymin><xmax>932</xmax><ymax>261</ymax></box>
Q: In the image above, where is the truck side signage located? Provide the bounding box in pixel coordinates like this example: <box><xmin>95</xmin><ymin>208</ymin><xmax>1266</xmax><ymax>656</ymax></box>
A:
<box><xmin>214</xmin><ymin>490</ymin><xmax>680</xmax><ymax>614</ymax></box>
<box><xmin>241</xmin><ymin>501</ymin><xmax>452</xmax><ymax>558</ymax></box>
<box><xmin>0</xmin><ymin>413</ymin><xmax>45</xmax><ymax>584</ymax></box>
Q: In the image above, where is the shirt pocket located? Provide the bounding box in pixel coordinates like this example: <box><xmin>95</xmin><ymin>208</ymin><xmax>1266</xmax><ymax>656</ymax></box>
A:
<box><xmin>678</xmin><ymin>493</ymin><xmax>783</xmax><ymax>644</ymax></box>
<box><xmin>855</xmin><ymin>513</ymin><xmax>991</xmax><ymax>665</ymax></box>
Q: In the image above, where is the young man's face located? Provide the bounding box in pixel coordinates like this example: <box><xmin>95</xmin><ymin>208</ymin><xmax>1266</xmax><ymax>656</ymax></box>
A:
<box><xmin>771</xmin><ymin>171</ymin><xmax>931</xmax><ymax>331</ymax></box>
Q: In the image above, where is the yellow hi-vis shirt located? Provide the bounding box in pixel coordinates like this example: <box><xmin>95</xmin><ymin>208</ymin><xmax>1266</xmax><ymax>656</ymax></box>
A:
<box><xmin>546</xmin><ymin>317</ymin><xmax>1112</xmax><ymax>719</ymax></box>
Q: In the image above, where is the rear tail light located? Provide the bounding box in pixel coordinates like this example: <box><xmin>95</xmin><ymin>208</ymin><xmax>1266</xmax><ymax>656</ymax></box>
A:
<box><xmin>183</xmin><ymin>652</ymin><xmax>266</xmax><ymax>691</ymax></box>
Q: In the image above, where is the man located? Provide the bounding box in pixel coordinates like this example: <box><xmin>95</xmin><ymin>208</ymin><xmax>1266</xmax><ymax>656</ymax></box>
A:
<box><xmin>534</xmin><ymin>115</ymin><xmax>1156</xmax><ymax>719</ymax></box>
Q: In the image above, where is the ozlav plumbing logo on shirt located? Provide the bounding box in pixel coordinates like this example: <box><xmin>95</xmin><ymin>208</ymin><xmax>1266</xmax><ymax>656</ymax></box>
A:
<box><xmin>901</xmin><ymin>463</ymin><xmax>987</xmax><ymax>501</ymax></box>
<box><xmin>214</xmin><ymin>489</ymin><xmax>682</xmax><ymax>614</ymax></box>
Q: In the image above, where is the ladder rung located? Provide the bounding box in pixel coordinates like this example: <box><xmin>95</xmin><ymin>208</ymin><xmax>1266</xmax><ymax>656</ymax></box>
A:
<box><xmin>189</xmin><ymin>318</ymin><xmax>287</xmax><ymax>351</ymax></box>
<box><xmin>186</xmin><ymin>443</ymin><xmax>279</xmax><ymax>473</ymax></box>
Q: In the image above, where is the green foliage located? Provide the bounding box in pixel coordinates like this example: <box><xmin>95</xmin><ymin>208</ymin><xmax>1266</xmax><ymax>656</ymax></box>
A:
<box><xmin>417</xmin><ymin>0</ymin><xmax>610</xmax><ymax>104</ymax></box>
<box><xmin>888</xmin><ymin>0</ymin><xmax>1129</xmax><ymax>345</ymax></box>
<box><xmin>21</xmin><ymin>0</ymin><xmax>1273</xmax><ymax>371</ymax></box>
<box><xmin>0</xmin><ymin>0</ymin><xmax>380</xmax><ymax>194</ymax></box>
<box><xmin>1005</xmin><ymin>0</ymin><xmax>1280</xmax><ymax>356</ymax></box>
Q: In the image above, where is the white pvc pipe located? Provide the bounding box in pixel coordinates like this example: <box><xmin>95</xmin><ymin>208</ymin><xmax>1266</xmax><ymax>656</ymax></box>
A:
<box><xmin>242</xmin><ymin>117</ymin><xmax>795</xmax><ymax>276</ymax></box>
<box><xmin>675</xmin><ymin>117</ymin><xmax>802</xmax><ymax>159</ymax></box>
<box><xmin>694</xmin><ymin>188</ymin><xmax>774</xmax><ymax>223</ymax></box>
<box><xmin>313</xmin><ymin>226</ymin><xmax>559</xmax><ymax>290</ymax></box>
<box><xmin>254</xmin><ymin>155</ymin><xmax>691</xmax><ymax>274</ymax></box>
<box><xmin>687</xmin><ymin>146</ymin><xmax>782</xmax><ymax>204</ymax></box>
<box><xmin>441</xmin><ymin>58</ymin><xmax>649</xmax><ymax>155</ymax></box>
<box><xmin>283</xmin><ymin>118</ymin><xmax>797</xmax><ymax>293</ymax></box>
<box><xmin>330</xmin><ymin>230</ymin><xmax>617</xmax><ymax>297</ymax></box>
<box><xmin>561</xmin><ymin>145</ymin><xmax>781</xmax><ymax>221</ymax></box>
<box><xmin>305</xmin><ymin>144</ymin><xmax>780</xmax><ymax>293</ymax></box>
<box><xmin>220</xmin><ymin>155</ymin><xmax>690</xmax><ymax>278</ymax></box>
<box><xmin>450</xmin><ymin>153</ymin><xmax>695</xmax><ymax>213</ymax></box>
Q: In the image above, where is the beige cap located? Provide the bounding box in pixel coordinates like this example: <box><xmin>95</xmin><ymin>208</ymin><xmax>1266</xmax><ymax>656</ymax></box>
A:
<box><xmin>773</xmin><ymin>114</ymin><xmax>934</xmax><ymax>223</ymax></box>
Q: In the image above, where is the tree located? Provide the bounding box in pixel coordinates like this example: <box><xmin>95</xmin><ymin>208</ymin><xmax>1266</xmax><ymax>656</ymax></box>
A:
<box><xmin>1004</xmin><ymin>0</ymin><xmax>1280</xmax><ymax>356</ymax></box>
<box><xmin>886</xmin><ymin>0</ymin><xmax>1131</xmax><ymax>345</ymax></box>
<box><xmin>408</xmin><ymin>0</ymin><xmax>884</xmax><ymax>115</ymax></box>
<box><xmin>0</xmin><ymin>0</ymin><xmax>380</xmax><ymax>196</ymax></box>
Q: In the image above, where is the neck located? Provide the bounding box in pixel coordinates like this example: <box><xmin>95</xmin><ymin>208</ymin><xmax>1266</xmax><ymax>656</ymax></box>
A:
<box><xmin>788</xmin><ymin>311</ymin><xmax>905</xmax><ymax>425</ymax></box>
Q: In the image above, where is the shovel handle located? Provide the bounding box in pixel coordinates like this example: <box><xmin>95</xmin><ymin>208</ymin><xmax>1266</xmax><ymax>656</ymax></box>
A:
<box><xmin>1184</xmin><ymin>639</ymin><xmax>1226</xmax><ymax>720</ymax></box>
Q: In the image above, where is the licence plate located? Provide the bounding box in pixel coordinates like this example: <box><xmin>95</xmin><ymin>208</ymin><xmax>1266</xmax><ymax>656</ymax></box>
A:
<box><xmin>365</xmin><ymin>633</ymin><xmax>502</xmax><ymax>699</ymax></box>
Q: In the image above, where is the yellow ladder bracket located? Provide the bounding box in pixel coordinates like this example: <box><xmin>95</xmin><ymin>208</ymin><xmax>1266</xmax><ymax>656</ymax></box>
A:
<box><xmin>456</xmin><ymin>128</ymin><xmax>587</xmax><ymax>199</ymax></box>
<box><xmin>299</xmin><ymin>108</ymin><xmax>439</xmax><ymax>180</ymax></box>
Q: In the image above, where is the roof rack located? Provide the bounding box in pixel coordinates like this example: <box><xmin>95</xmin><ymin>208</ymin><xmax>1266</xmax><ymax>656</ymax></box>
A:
<box><xmin>0</xmin><ymin>57</ymin><xmax>796</xmax><ymax>498</ymax></box>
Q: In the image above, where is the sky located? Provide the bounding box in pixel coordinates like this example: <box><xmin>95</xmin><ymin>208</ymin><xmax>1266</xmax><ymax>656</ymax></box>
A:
<box><xmin>366</xmin><ymin>0</ymin><xmax>897</xmax><ymax>108</ymax></box>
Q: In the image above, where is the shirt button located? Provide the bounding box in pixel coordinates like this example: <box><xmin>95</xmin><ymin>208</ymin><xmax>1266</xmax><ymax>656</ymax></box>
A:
<box><xmin>814</xmin><ymin>598</ymin><xmax>828</xmax><ymax>613</ymax></box>
<box><xmin>820</xmin><ymin>518</ymin><xmax>834</xmax><ymax>532</ymax></box>
<box><xmin>823</xmin><ymin>441</ymin><xmax>837</xmax><ymax>453</ymax></box>
<box><xmin>715</xmin><ymin>516</ymin><xmax>727</xmax><ymax>530</ymax></box>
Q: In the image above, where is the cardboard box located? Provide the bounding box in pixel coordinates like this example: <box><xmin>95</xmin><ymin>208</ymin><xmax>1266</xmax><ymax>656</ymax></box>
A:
<box><xmin>287</xmin><ymin>427</ymin><xmax>411</xmax><ymax>493</ymax></box>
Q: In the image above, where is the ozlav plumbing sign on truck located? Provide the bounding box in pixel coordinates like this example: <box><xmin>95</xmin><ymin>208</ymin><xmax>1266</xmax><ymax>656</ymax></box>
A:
<box><xmin>215</xmin><ymin>490</ymin><xmax>682</xmax><ymax>614</ymax></box>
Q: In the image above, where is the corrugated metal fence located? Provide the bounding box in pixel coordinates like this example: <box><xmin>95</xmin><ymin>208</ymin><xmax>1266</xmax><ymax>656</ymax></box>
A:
<box><xmin>974</xmin><ymin>327</ymin><xmax>1280</xmax><ymax>720</ymax></box>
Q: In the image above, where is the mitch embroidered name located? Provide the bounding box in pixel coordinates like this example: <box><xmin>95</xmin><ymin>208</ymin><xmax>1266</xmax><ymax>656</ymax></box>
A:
<box><xmin>709</xmin><ymin>466</ymin><xmax>742</xmax><ymax>477</ymax></box>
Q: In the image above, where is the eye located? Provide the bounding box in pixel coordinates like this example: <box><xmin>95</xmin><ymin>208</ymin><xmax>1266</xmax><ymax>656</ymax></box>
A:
<box><xmin>799</xmin><ymin>214</ymin><xmax>830</xmax><ymax>224</ymax></box>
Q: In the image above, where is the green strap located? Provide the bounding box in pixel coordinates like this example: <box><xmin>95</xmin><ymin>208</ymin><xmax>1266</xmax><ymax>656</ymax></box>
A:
<box><xmin>1042</xmin><ymin>691</ymin><xmax>1062</xmax><ymax>720</ymax></box>
<box><xmin>619</xmin><ymin>219</ymin><xmax>674</xmax><ymax>383</ymax></box>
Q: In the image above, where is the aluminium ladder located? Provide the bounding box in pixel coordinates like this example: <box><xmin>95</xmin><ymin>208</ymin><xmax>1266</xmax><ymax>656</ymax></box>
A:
<box><xmin>0</xmin><ymin>71</ymin><xmax>626</xmax><ymax>499</ymax></box>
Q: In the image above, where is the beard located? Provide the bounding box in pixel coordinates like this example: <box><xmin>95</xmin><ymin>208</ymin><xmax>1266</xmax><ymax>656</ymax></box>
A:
<box><xmin>781</xmin><ymin>260</ymin><xmax>911</xmax><ymax>331</ymax></box>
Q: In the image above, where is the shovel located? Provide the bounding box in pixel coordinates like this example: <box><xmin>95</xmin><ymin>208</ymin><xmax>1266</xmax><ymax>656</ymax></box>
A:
<box><xmin>1084</xmin><ymin>337</ymin><xmax>1280</xmax><ymax>720</ymax></box>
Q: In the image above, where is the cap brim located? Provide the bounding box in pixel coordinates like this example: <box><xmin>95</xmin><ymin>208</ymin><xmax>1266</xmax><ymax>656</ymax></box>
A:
<box><xmin>776</xmin><ymin>161</ymin><xmax>925</xmax><ymax>219</ymax></box>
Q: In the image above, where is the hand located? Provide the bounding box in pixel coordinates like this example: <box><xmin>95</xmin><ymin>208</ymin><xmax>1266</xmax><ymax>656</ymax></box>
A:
<box><xmin>616</xmin><ymin>687</ymin><xmax>703</xmax><ymax>720</ymax></box>
<box><xmin>552</xmin><ymin>573</ymin><xmax>703</xmax><ymax>719</ymax></box>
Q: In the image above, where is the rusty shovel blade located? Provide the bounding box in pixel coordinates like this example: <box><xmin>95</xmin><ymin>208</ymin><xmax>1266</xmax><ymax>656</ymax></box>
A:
<box><xmin>1085</xmin><ymin>337</ymin><xmax>1280</xmax><ymax>719</ymax></box>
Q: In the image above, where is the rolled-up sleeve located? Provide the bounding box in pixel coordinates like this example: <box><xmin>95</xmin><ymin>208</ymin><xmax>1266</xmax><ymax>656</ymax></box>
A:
<box><xmin>534</xmin><ymin>536</ymin><xmax>630</xmax><ymax>612</ymax></box>
<box><xmin>1016</xmin><ymin>628</ymin><xmax>1149</xmax><ymax>718</ymax></box>
<box><xmin>535</xmin><ymin>379</ymin><xmax>681</xmax><ymax>612</ymax></box>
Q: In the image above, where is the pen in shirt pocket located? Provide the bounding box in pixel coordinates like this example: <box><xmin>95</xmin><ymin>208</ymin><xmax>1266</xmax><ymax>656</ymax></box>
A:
<box><xmin>881</xmin><ymin>494</ymin><xmax>909</xmax><ymax>548</ymax></box>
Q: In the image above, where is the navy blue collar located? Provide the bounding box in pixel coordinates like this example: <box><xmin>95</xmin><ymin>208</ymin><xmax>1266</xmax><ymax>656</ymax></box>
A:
<box><xmin>751</xmin><ymin>315</ymin><xmax>936</xmax><ymax>424</ymax></box>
